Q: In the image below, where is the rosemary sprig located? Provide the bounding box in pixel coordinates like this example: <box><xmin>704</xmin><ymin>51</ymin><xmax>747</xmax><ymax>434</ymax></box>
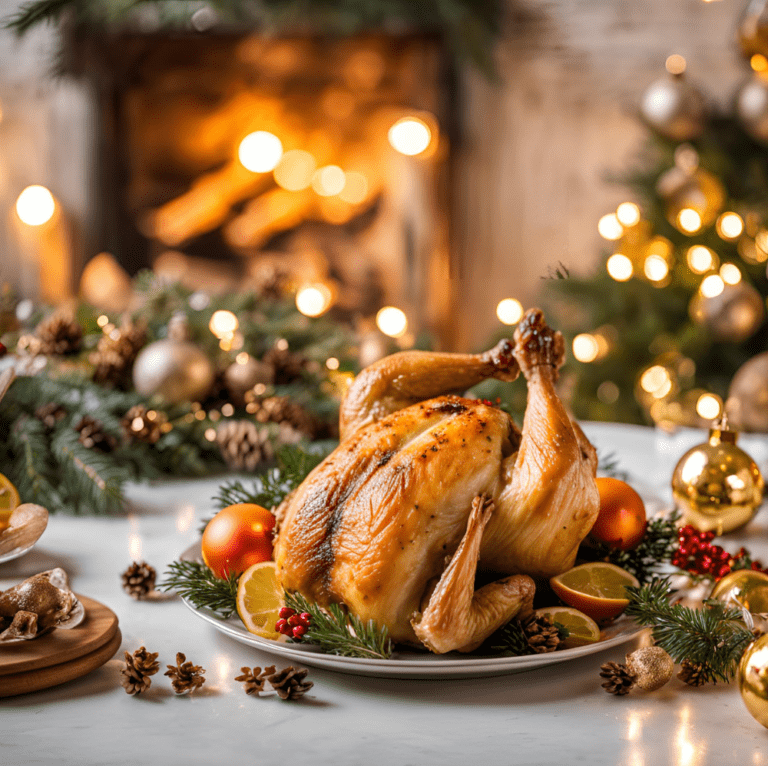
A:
<box><xmin>624</xmin><ymin>578</ymin><xmax>755</xmax><ymax>683</ymax></box>
<box><xmin>161</xmin><ymin>560</ymin><xmax>239</xmax><ymax>619</ymax></box>
<box><xmin>284</xmin><ymin>591</ymin><xmax>393</xmax><ymax>659</ymax></box>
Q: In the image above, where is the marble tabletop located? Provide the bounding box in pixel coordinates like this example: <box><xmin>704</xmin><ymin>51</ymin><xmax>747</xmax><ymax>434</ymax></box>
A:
<box><xmin>2</xmin><ymin>422</ymin><xmax>768</xmax><ymax>766</ymax></box>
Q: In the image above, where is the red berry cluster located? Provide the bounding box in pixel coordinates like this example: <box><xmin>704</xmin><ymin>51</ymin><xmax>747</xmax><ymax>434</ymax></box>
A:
<box><xmin>0</xmin><ymin>341</ymin><xmax>6</xmax><ymax>358</ymax></box>
<box><xmin>276</xmin><ymin>607</ymin><xmax>311</xmax><ymax>640</ymax></box>
<box><xmin>672</xmin><ymin>525</ymin><xmax>768</xmax><ymax>580</ymax></box>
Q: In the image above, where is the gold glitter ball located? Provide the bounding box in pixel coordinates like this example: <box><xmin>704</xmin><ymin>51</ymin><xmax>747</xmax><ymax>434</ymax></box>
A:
<box><xmin>625</xmin><ymin>646</ymin><xmax>674</xmax><ymax>692</ymax></box>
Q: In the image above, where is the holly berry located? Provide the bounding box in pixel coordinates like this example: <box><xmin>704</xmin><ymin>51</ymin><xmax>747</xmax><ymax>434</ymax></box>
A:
<box><xmin>0</xmin><ymin>341</ymin><xmax>6</xmax><ymax>358</ymax></box>
<box><xmin>673</xmin><ymin>525</ymin><xmax>768</xmax><ymax>580</ymax></box>
<box><xmin>273</xmin><ymin>606</ymin><xmax>311</xmax><ymax>640</ymax></box>
<box><xmin>589</xmin><ymin>477</ymin><xmax>647</xmax><ymax>550</ymax></box>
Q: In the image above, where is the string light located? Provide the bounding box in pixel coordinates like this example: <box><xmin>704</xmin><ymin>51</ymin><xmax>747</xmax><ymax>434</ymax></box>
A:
<box><xmin>273</xmin><ymin>150</ymin><xmax>316</xmax><ymax>191</ymax></box>
<box><xmin>606</xmin><ymin>253</ymin><xmax>633</xmax><ymax>281</ymax></box>
<box><xmin>312</xmin><ymin>165</ymin><xmax>346</xmax><ymax>196</ymax></box>
<box><xmin>720</xmin><ymin>263</ymin><xmax>742</xmax><ymax>284</ymax></box>
<box><xmin>696</xmin><ymin>394</ymin><xmax>722</xmax><ymax>419</ymax></box>
<box><xmin>295</xmin><ymin>284</ymin><xmax>333</xmax><ymax>317</ymax></box>
<box><xmin>376</xmin><ymin>306</ymin><xmax>408</xmax><ymax>338</ymax></box>
<box><xmin>388</xmin><ymin>117</ymin><xmax>432</xmax><ymax>156</ymax></box>
<box><xmin>238</xmin><ymin>131</ymin><xmax>283</xmax><ymax>173</ymax></box>
<box><xmin>716</xmin><ymin>212</ymin><xmax>744</xmax><ymax>240</ymax></box>
<box><xmin>15</xmin><ymin>185</ymin><xmax>55</xmax><ymax>226</ymax></box>
<box><xmin>677</xmin><ymin>208</ymin><xmax>702</xmax><ymax>233</ymax></box>
<box><xmin>665</xmin><ymin>55</ymin><xmax>687</xmax><ymax>75</ymax></box>
<box><xmin>209</xmin><ymin>310</ymin><xmax>239</xmax><ymax>338</ymax></box>
<box><xmin>616</xmin><ymin>202</ymin><xmax>641</xmax><ymax>227</ymax></box>
<box><xmin>496</xmin><ymin>298</ymin><xmax>524</xmax><ymax>325</ymax></box>
<box><xmin>700</xmin><ymin>274</ymin><xmax>725</xmax><ymax>298</ymax></box>
<box><xmin>644</xmin><ymin>254</ymin><xmax>669</xmax><ymax>282</ymax></box>
<box><xmin>686</xmin><ymin>245</ymin><xmax>716</xmax><ymax>274</ymax></box>
<box><xmin>598</xmin><ymin>214</ymin><xmax>623</xmax><ymax>240</ymax></box>
<box><xmin>572</xmin><ymin>334</ymin><xmax>600</xmax><ymax>363</ymax></box>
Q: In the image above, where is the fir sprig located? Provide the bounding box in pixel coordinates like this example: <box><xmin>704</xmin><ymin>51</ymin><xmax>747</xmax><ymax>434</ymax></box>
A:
<box><xmin>161</xmin><ymin>560</ymin><xmax>239</xmax><ymax>619</ymax></box>
<box><xmin>624</xmin><ymin>578</ymin><xmax>755</xmax><ymax>683</ymax></box>
<box><xmin>284</xmin><ymin>591</ymin><xmax>393</xmax><ymax>659</ymax></box>
<box><xmin>489</xmin><ymin>619</ymin><xmax>531</xmax><ymax>656</ymax></box>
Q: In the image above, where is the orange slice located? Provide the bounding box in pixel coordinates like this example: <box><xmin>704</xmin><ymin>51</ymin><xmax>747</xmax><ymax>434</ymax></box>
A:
<box><xmin>0</xmin><ymin>473</ymin><xmax>21</xmax><ymax>533</ymax></box>
<box><xmin>550</xmin><ymin>562</ymin><xmax>639</xmax><ymax>622</ymax></box>
<box><xmin>533</xmin><ymin>606</ymin><xmax>601</xmax><ymax>649</ymax></box>
<box><xmin>236</xmin><ymin>561</ymin><xmax>282</xmax><ymax>640</ymax></box>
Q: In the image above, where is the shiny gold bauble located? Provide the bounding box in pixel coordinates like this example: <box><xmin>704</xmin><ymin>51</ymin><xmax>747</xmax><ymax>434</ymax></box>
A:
<box><xmin>640</xmin><ymin>72</ymin><xmax>706</xmax><ymax>141</ymax></box>
<box><xmin>132</xmin><ymin>338</ymin><xmax>215</xmax><ymax>404</ymax></box>
<box><xmin>711</xmin><ymin>569</ymin><xmax>768</xmax><ymax>615</ymax></box>
<box><xmin>739</xmin><ymin>0</ymin><xmax>768</xmax><ymax>59</ymax></box>
<box><xmin>688</xmin><ymin>282</ymin><xmax>765</xmax><ymax>343</ymax></box>
<box><xmin>223</xmin><ymin>356</ymin><xmax>275</xmax><ymax>405</ymax></box>
<box><xmin>671</xmin><ymin>424</ymin><xmax>764</xmax><ymax>534</ymax></box>
<box><xmin>738</xmin><ymin>633</ymin><xmax>768</xmax><ymax>729</ymax></box>
<box><xmin>736</xmin><ymin>73</ymin><xmax>768</xmax><ymax>144</ymax></box>
<box><xmin>728</xmin><ymin>352</ymin><xmax>768</xmax><ymax>432</ymax></box>
<box><xmin>625</xmin><ymin>646</ymin><xmax>674</xmax><ymax>692</ymax></box>
<box><xmin>656</xmin><ymin>166</ymin><xmax>725</xmax><ymax>231</ymax></box>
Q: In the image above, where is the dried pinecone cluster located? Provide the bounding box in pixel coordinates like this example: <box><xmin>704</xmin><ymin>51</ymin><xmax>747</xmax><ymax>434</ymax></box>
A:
<box><xmin>216</xmin><ymin>420</ymin><xmax>274</xmax><ymax>471</ymax></box>
<box><xmin>35</xmin><ymin>403</ymin><xmax>67</xmax><ymax>431</ymax></box>
<box><xmin>122</xmin><ymin>405</ymin><xmax>167</xmax><ymax>444</ymax></box>
<box><xmin>90</xmin><ymin>321</ymin><xmax>146</xmax><ymax>386</ymax></box>
<box><xmin>121</xmin><ymin>561</ymin><xmax>157</xmax><ymax>600</ymax></box>
<box><xmin>120</xmin><ymin>648</ymin><xmax>206</xmax><ymax>696</ymax></box>
<box><xmin>165</xmin><ymin>653</ymin><xmax>206</xmax><ymax>694</ymax></box>
<box><xmin>75</xmin><ymin>415</ymin><xmax>117</xmax><ymax>452</ymax></box>
<box><xmin>235</xmin><ymin>664</ymin><xmax>313</xmax><ymax>701</ymax></box>
<box><xmin>520</xmin><ymin>613</ymin><xmax>561</xmax><ymax>654</ymax></box>
<box><xmin>34</xmin><ymin>312</ymin><xmax>83</xmax><ymax>356</ymax></box>
<box><xmin>250</xmin><ymin>395</ymin><xmax>317</xmax><ymax>438</ymax></box>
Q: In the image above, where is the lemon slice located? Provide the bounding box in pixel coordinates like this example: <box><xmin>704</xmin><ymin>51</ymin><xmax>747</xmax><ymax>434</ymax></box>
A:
<box><xmin>533</xmin><ymin>606</ymin><xmax>601</xmax><ymax>649</ymax></box>
<box><xmin>550</xmin><ymin>562</ymin><xmax>639</xmax><ymax>622</ymax></box>
<box><xmin>0</xmin><ymin>473</ymin><xmax>21</xmax><ymax>533</ymax></box>
<box><xmin>236</xmin><ymin>561</ymin><xmax>283</xmax><ymax>639</ymax></box>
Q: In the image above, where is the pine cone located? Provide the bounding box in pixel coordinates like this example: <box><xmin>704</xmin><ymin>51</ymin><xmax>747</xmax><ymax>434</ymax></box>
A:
<box><xmin>122</xmin><ymin>405</ymin><xmax>165</xmax><ymax>444</ymax></box>
<box><xmin>250</xmin><ymin>262</ymin><xmax>291</xmax><ymax>300</ymax></box>
<box><xmin>521</xmin><ymin>613</ymin><xmax>561</xmax><ymax>654</ymax></box>
<box><xmin>216</xmin><ymin>420</ymin><xmax>274</xmax><ymax>471</ymax></box>
<box><xmin>75</xmin><ymin>415</ymin><xmax>117</xmax><ymax>452</ymax></box>
<box><xmin>35</xmin><ymin>312</ymin><xmax>83</xmax><ymax>356</ymax></box>
<box><xmin>121</xmin><ymin>561</ymin><xmax>157</xmax><ymax>600</ymax></box>
<box><xmin>251</xmin><ymin>396</ymin><xmax>317</xmax><ymax>438</ymax></box>
<box><xmin>265</xmin><ymin>666</ymin><xmax>313</xmax><ymax>700</ymax></box>
<box><xmin>263</xmin><ymin>345</ymin><xmax>307</xmax><ymax>384</ymax></box>
<box><xmin>91</xmin><ymin>322</ymin><xmax>147</xmax><ymax>386</ymax></box>
<box><xmin>35</xmin><ymin>402</ymin><xmax>67</xmax><ymax>431</ymax></box>
<box><xmin>677</xmin><ymin>659</ymin><xmax>709</xmax><ymax>687</ymax></box>
<box><xmin>234</xmin><ymin>665</ymin><xmax>276</xmax><ymax>696</ymax></box>
<box><xmin>164</xmin><ymin>652</ymin><xmax>206</xmax><ymax>694</ymax></box>
<box><xmin>599</xmin><ymin>661</ymin><xmax>636</xmax><ymax>696</ymax></box>
<box><xmin>120</xmin><ymin>646</ymin><xmax>160</xmax><ymax>695</ymax></box>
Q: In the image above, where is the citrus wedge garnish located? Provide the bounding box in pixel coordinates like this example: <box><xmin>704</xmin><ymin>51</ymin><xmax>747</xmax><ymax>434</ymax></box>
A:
<box><xmin>550</xmin><ymin>562</ymin><xmax>639</xmax><ymax>622</ymax></box>
<box><xmin>236</xmin><ymin>561</ymin><xmax>283</xmax><ymax>639</ymax></box>
<box><xmin>533</xmin><ymin>606</ymin><xmax>601</xmax><ymax>649</ymax></box>
<box><xmin>0</xmin><ymin>472</ymin><xmax>21</xmax><ymax>533</ymax></box>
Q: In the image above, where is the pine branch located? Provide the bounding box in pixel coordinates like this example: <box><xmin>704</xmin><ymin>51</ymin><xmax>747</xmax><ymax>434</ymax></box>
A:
<box><xmin>597</xmin><ymin>449</ymin><xmax>630</xmax><ymax>481</ymax></box>
<box><xmin>624</xmin><ymin>579</ymin><xmax>755</xmax><ymax>683</ymax></box>
<box><xmin>3</xmin><ymin>0</ymin><xmax>71</xmax><ymax>35</ymax></box>
<box><xmin>161</xmin><ymin>560</ymin><xmax>239</xmax><ymax>619</ymax></box>
<box><xmin>489</xmin><ymin>619</ymin><xmax>531</xmax><ymax>656</ymax></box>
<box><xmin>284</xmin><ymin>591</ymin><xmax>393</xmax><ymax>659</ymax></box>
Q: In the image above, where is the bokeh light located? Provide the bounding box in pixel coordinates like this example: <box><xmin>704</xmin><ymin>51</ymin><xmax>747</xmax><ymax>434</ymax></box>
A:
<box><xmin>716</xmin><ymin>212</ymin><xmax>744</xmax><ymax>240</ymax></box>
<box><xmin>665</xmin><ymin>55</ymin><xmax>687</xmax><ymax>75</ymax></box>
<box><xmin>388</xmin><ymin>117</ymin><xmax>432</xmax><ymax>156</ymax></box>
<box><xmin>696</xmin><ymin>393</ymin><xmax>722</xmax><ymax>420</ymax></box>
<box><xmin>720</xmin><ymin>263</ymin><xmax>742</xmax><ymax>285</ymax></box>
<box><xmin>616</xmin><ymin>202</ymin><xmax>641</xmax><ymax>227</ymax></box>
<box><xmin>640</xmin><ymin>365</ymin><xmax>672</xmax><ymax>398</ymax></box>
<box><xmin>700</xmin><ymin>274</ymin><xmax>725</xmax><ymax>298</ymax></box>
<box><xmin>598</xmin><ymin>214</ymin><xmax>624</xmax><ymax>240</ymax></box>
<box><xmin>16</xmin><ymin>185</ymin><xmax>55</xmax><ymax>226</ymax></box>
<box><xmin>312</xmin><ymin>165</ymin><xmax>346</xmax><ymax>196</ymax></box>
<box><xmin>572</xmin><ymin>334</ymin><xmax>600</xmax><ymax>363</ymax></box>
<box><xmin>677</xmin><ymin>208</ymin><xmax>702</xmax><ymax>233</ymax></box>
<box><xmin>295</xmin><ymin>284</ymin><xmax>332</xmax><ymax>317</ymax></box>
<box><xmin>644</xmin><ymin>254</ymin><xmax>669</xmax><ymax>282</ymax></box>
<box><xmin>273</xmin><ymin>150</ymin><xmax>316</xmax><ymax>191</ymax></box>
<box><xmin>209</xmin><ymin>310</ymin><xmax>239</xmax><ymax>338</ymax></box>
<box><xmin>339</xmin><ymin>172</ymin><xmax>369</xmax><ymax>204</ymax></box>
<box><xmin>686</xmin><ymin>245</ymin><xmax>715</xmax><ymax>274</ymax></box>
<box><xmin>606</xmin><ymin>253</ymin><xmax>633</xmax><ymax>281</ymax></box>
<box><xmin>376</xmin><ymin>306</ymin><xmax>408</xmax><ymax>338</ymax></box>
<box><xmin>238</xmin><ymin>131</ymin><xmax>283</xmax><ymax>173</ymax></box>
<box><xmin>496</xmin><ymin>298</ymin><xmax>524</xmax><ymax>325</ymax></box>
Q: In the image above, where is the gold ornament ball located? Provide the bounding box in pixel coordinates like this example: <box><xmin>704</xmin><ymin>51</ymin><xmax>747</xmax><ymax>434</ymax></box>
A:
<box><xmin>711</xmin><ymin>569</ymin><xmax>768</xmax><ymax>614</ymax></box>
<box><xmin>656</xmin><ymin>167</ymin><xmax>725</xmax><ymax>231</ymax></box>
<box><xmin>640</xmin><ymin>72</ymin><xmax>706</xmax><ymax>141</ymax></box>
<box><xmin>736</xmin><ymin>73</ymin><xmax>768</xmax><ymax>144</ymax></box>
<box><xmin>739</xmin><ymin>633</ymin><xmax>768</xmax><ymax>729</ymax></box>
<box><xmin>625</xmin><ymin>646</ymin><xmax>674</xmax><ymax>692</ymax></box>
<box><xmin>729</xmin><ymin>352</ymin><xmax>768</xmax><ymax>432</ymax></box>
<box><xmin>132</xmin><ymin>338</ymin><xmax>215</xmax><ymax>404</ymax></box>
<box><xmin>223</xmin><ymin>357</ymin><xmax>275</xmax><ymax>404</ymax></box>
<box><xmin>672</xmin><ymin>425</ymin><xmax>764</xmax><ymax>534</ymax></box>
<box><xmin>688</xmin><ymin>282</ymin><xmax>765</xmax><ymax>343</ymax></box>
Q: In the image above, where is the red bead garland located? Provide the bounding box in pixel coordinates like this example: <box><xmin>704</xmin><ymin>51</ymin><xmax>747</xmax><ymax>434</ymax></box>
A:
<box><xmin>275</xmin><ymin>607</ymin><xmax>311</xmax><ymax>640</ymax></box>
<box><xmin>671</xmin><ymin>524</ymin><xmax>768</xmax><ymax>580</ymax></box>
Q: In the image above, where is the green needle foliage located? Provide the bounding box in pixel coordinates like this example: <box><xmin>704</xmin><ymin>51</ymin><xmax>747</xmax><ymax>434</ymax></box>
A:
<box><xmin>285</xmin><ymin>590</ymin><xmax>393</xmax><ymax>659</ymax></box>
<box><xmin>161</xmin><ymin>560</ymin><xmax>239</xmax><ymax>619</ymax></box>
<box><xmin>625</xmin><ymin>578</ymin><xmax>755</xmax><ymax>683</ymax></box>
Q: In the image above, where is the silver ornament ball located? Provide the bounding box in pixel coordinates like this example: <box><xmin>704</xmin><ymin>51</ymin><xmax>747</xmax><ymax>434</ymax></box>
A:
<box><xmin>640</xmin><ymin>73</ymin><xmax>706</xmax><ymax>141</ymax></box>
<box><xmin>223</xmin><ymin>356</ymin><xmax>275</xmax><ymax>404</ymax></box>
<box><xmin>132</xmin><ymin>338</ymin><xmax>215</xmax><ymax>404</ymax></box>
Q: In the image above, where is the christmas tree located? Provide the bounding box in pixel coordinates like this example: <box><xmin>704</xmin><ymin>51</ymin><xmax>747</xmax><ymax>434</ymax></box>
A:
<box><xmin>544</xmin><ymin>3</ymin><xmax>768</xmax><ymax>431</ymax></box>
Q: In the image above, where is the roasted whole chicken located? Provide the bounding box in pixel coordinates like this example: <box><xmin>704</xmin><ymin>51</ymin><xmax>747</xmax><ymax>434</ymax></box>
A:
<box><xmin>275</xmin><ymin>309</ymin><xmax>599</xmax><ymax>653</ymax></box>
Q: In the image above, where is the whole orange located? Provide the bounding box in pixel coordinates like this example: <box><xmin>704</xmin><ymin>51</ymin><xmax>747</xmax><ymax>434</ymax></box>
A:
<box><xmin>589</xmin><ymin>477</ymin><xmax>647</xmax><ymax>550</ymax></box>
<box><xmin>201</xmin><ymin>503</ymin><xmax>275</xmax><ymax>579</ymax></box>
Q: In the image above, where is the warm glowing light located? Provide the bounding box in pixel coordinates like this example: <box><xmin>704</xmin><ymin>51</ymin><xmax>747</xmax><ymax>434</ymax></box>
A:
<box><xmin>720</xmin><ymin>263</ymin><xmax>742</xmax><ymax>284</ymax></box>
<box><xmin>204</xmin><ymin>427</ymin><xmax>217</xmax><ymax>441</ymax></box>
<box><xmin>606</xmin><ymin>253</ymin><xmax>633</xmax><ymax>281</ymax></box>
<box><xmin>686</xmin><ymin>245</ymin><xmax>715</xmax><ymax>274</ymax></box>
<box><xmin>752</xmin><ymin>54</ymin><xmax>768</xmax><ymax>72</ymax></box>
<box><xmin>326</xmin><ymin>357</ymin><xmax>340</xmax><ymax>370</ymax></box>
<box><xmin>209</xmin><ymin>310</ymin><xmax>239</xmax><ymax>338</ymax></box>
<box><xmin>295</xmin><ymin>284</ymin><xmax>332</xmax><ymax>317</ymax></box>
<box><xmin>97</xmin><ymin>315</ymin><xmax>109</xmax><ymax>327</ymax></box>
<box><xmin>312</xmin><ymin>165</ymin><xmax>346</xmax><ymax>196</ymax></box>
<box><xmin>700</xmin><ymin>274</ymin><xmax>725</xmax><ymax>298</ymax></box>
<box><xmin>235</xmin><ymin>352</ymin><xmax>250</xmax><ymax>365</ymax></box>
<box><xmin>598</xmin><ymin>214</ymin><xmax>623</xmax><ymax>240</ymax></box>
<box><xmin>677</xmin><ymin>208</ymin><xmax>702</xmax><ymax>233</ymax></box>
<box><xmin>696</xmin><ymin>394</ymin><xmax>722</xmax><ymax>420</ymax></box>
<box><xmin>376</xmin><ymin>306</ymin><xmax>408</xmax><ymax>338</ymax></box>
<box><xmin>644</xmin><ymin>254</ymin><xmax>669</xmax><ymax>282</ymax></box>
<box><xmin>572</xmin><ymin>334</ymin><xmax>600</xmax><ymax>363</ymax></box>
<box><xmin>666</xmin><ymin>55</ymin><xmax>687</xmax><ymax>75</ymax></box>
<box><xmin>273</xmin><ymin>149</ymin><xmax>316</xmax><ymax>191</ymax></box>
<box><xmin>388</xmin><ymin>117</ymin><xmax>432</xmax><ymax>156</ymax></box>
<box><xmin>238</xmin><ymin>131</ymin><xmax>283</xmax><ymax>173</ymax></box>
<box><xmin>717</xmin><ymin>212</ymin><xmax>744</xmax><ymax>240</ymax></box>
<box><xmin>15</xmin><ymin>185</ymin><xmax>55</xmax><ymax>226</ymax></box>
<box><xmin>339</xmin><ymin>172</ymin><xmax>369</xmax><ymax>204</ymax></box>
<box><xmin>640</xmin><ymin>365</ymin><xmax>671</xmax><ymax>395</ymax></box>
<box><xmin>496</xmin><ymin>298</ymin><xmax>524</xmax><ymax>325</ymax></box>
<box><xmin>616</xmin><ymin>202</ymin><xmax>641</xmax><ymax>227</ymax></box>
